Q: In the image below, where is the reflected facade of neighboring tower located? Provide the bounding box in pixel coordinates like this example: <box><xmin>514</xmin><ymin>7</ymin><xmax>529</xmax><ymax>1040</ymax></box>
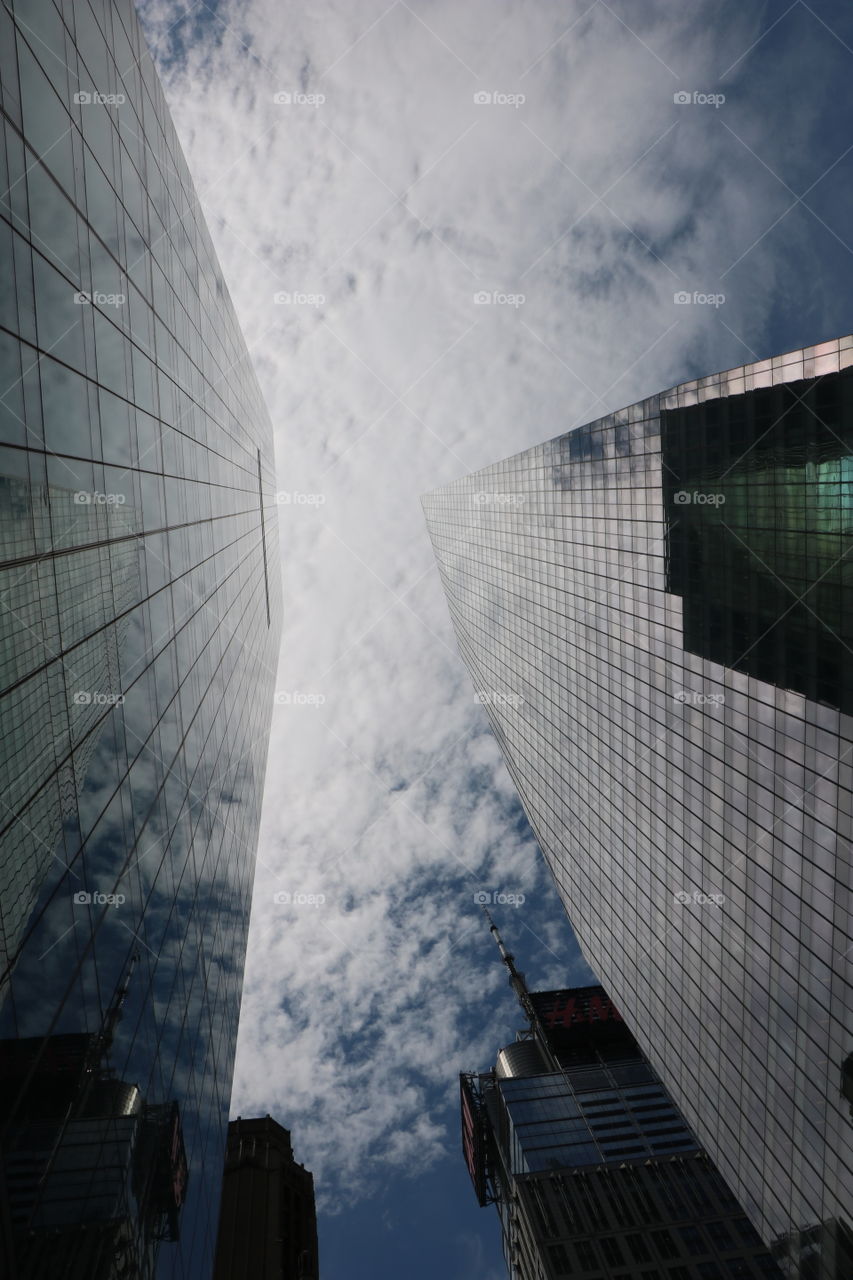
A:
<box><xmin>425</xmin><ymin>339</ymin><xmax>853</xmax><ymax>1279</ymax></box>
<box><xmin>213</xmin><ymin>1116</ymin><xmax>319</xmax><ymax>1280</ymax></box>
<box><xmin>0</xmin><ymin>962</ymin><xmax>187</xmax><ymax>1280</ymax></box>
<box><xmin>0</xmin><ymin>477</ymin><xmax>142</xmax><ymax>977</ymax></box>
<box><xmin>0</xmin><ymin>0</ymin><xmax>282</xmax><ymax>1275</ymax></box>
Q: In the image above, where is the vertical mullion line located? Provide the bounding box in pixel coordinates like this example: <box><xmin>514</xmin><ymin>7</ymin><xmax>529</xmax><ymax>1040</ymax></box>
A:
<box><xmin>256</xmin><ymin>447</ymin><xmax>271</xmax><ymax>627</ymax></box>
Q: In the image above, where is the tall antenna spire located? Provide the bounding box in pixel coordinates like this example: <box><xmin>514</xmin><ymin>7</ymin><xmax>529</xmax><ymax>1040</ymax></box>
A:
<box><xmin>482</xmin><ymin>906</ymin><xmax>535</xmax><ymax>1023</ymax></box>
<box><xmin>78</xmin><ymin>949</ymin><xmax>141</xmax><ymax>1105</ymax></box>
<box><xmin>481</xmin><ymin>907</ymin><xmax>560</xmax><ymax>1071</ymax></box>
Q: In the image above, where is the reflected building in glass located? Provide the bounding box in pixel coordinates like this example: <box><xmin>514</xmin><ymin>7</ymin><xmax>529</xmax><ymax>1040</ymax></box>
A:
<box><xmin>0</xmin><ymin>959</ymin><xmax>188</xmax><ymax>1280</ymax></box>
<box><xmin>425</xmin><ymin>339</ymin><xmax>853</xmax><ymax>1279</ymax></box>
<box><xmin>0</xmin><ymin>1</ymin><xmax>281</xmax><ymax>1276</ymax></box>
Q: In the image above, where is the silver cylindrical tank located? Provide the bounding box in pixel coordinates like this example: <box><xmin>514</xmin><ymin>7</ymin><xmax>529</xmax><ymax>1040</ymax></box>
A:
<box><xmin>495</xmin><ymin>1038</ymin><xmax>550</xmax><ymax>1079</ymax></box>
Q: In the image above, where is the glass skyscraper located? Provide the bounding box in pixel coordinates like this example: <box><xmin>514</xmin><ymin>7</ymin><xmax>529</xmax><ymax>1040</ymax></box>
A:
<box><xmin>425</xmin><ymin>339</ymin><xmax>853</xmax><ymax>1279</ymax></box>
<box><xmin>463</xmin><ymin>982</ymin><xmax>782</xmax><ymax>1279</ymax></box>
<box><xmin>0</xmin><ymin>1</ymin><xmax>281</xmax><ymax>1276</ymax></box>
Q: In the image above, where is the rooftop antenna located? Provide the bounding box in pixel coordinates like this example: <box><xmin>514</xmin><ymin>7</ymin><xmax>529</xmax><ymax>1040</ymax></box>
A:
<box><xmin>481</xmin><ymin>906</ymin><xmax>560</xmax><ymax>1072</ymax></box>
<box><xmin>101</xmin><ymin>949</ymin><xmax>140</xmax><ymax>1051</ymax></box>
<box><xmin>80</xmin><ymin>949</ymin><xmax>141</xmax><ymax>1072</ymax></box>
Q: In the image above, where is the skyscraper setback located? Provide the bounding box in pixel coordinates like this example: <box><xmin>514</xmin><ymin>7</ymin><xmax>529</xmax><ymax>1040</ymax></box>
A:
<box><xmin>0</xmin><ymin>0</ymin><xmax>281</xmax><ymax>1275</ymax></box>
<box><xmin>425</xmin><ymin>339</ymin><xmax>853</xmax><ymax>1279</ymax></box>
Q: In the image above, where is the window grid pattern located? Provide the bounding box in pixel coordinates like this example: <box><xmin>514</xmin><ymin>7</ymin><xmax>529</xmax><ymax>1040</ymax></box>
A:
<box><xmin>0</xmin><ymin>1</ymin><xmax>281</xmax><ymax>1276</ymax></box>
<box><xmin>500</xmin><ymin>1069</ymin><xmax>698</xmax><ymax>1174</ymax></box>
<box><xmin>515</xmin><ymin>1158</ymin><xmax>783</xmax><ymax>1279</ymax></box>
<box><xmin>424</xmin><ymin>338</ymin><xmax>853</xmax><ymax>1278</ymax></box>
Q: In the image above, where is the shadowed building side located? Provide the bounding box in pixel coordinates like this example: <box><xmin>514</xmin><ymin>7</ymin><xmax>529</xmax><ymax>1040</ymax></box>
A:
<box><xmin>213</xmin><ymin>1116</ymin><xmax>319</xmax><ymax>1280</ymax></box>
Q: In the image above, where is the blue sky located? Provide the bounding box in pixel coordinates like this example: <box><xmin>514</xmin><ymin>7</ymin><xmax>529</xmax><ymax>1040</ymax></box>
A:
<box><xmin>135</xmin><ymin>1</ymin><xmax>853</xmax><ymax>1275</ymax></box>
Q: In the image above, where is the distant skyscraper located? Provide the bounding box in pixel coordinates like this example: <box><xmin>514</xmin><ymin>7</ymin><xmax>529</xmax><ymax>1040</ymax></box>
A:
<box><xmin>425</xmin><ymin>339</ymin><xmax>853</xmax><ymax>1279</ymax></box>
<box><xmin>0</xmin><ymin>1</ymin><xmax>281</xmax><ymax>1276</ymax></box>
<box><xmin>463</xmin><ymin>917</ymin><xmax>782</xmax><ymax>1279</ymax></box>
<box><xmin>213</xmin><ymin>1116</ymin><xmax>318</xmax><ymax>1280</ymax></box>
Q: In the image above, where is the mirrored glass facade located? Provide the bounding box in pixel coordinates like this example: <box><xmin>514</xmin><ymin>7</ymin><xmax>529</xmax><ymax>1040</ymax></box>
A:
<box><xmin>426</xmin><ymin>339</ymin><xmax>853</xmax><ymax>1279</ymax></box>
<box><xmin>0</xmin><ymin>1</ymin><xmax>282</xmax><ymax>1275</ymax></box>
